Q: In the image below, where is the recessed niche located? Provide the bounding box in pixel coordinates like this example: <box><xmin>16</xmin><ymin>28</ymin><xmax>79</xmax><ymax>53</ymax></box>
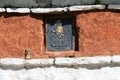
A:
<box><xmin>46</xmin><ymin>17</ymin><xmax>76</xmax><ymax>51</ymax></box>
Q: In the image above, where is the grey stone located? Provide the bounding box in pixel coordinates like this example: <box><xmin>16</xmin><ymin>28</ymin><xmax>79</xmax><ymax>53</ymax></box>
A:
<box><xmin>0</xmin><ymin>0</ymin><xmax>51</xmax><ymax>8</ymax></box>
<box><xmin>108</xmin><ymin>5</ymin><xmax>120</xmax><ymax>9</ymax></box>
<box><xmin>31</xmin><ymin>7</ymin><xmax>67</xmax><ymax>13</ymax></box>
<box><xmin>52</xmin><ymin>0</ymin><xmax>95</xmax><ymax>7</ymax></box>
<box><xmin>100</xmin><ymin>0</ymin><xmax>120</xmax><ymax>4</ymax></box>
<box><xmin>68</xmin><ymin>5</ymin><xmax>105</xmax><ymax>11</ymax></box>
<box><xmin>0</xmin><ymin>8</ymin><xmax>5</xmax><ymax>12</ymax></box>
<box><xmin>6</xmin><ymin>8</ymin><xmax>30</xmax><ymax>13</ymax></box>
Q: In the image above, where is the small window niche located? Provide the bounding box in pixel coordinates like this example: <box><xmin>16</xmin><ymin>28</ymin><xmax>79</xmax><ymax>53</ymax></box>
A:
<box><xmin>46</xmin><ymin>17</ymin><xmax>77</xmax><ymax>51</ymax></box>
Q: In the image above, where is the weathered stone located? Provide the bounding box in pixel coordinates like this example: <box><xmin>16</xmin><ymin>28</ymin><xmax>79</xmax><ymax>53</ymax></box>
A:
<box><xmin>31</xmin><ymin>7</ymin><xmax>67</xmax><ymax>13</ymax></box>
<box><xmin>108</xmin><ymin>5</ymin><xmax>120</xmax><ymax>9</ymax></box>
<box><xmin>68</xmin><ymin>5</ymin><xmax>105</xmax><ymax>11</ymax></box>
<box><xmin>25</xmin><ymin>59</ymin><xmax>54</xmax><ymax>68</ymax></box>
<box><xmin>6</xmin><ymin>8</ymin><xmax>30</xmax><ymax>13</ymax></box>
<box><xmin>52</xmin><ymin>0</ymin><xmax>95</xmax><ymax>7</ymax></box>
<box><xmin>0</xmin><ymin>58</ymin><xmax>24</xmax><ymax>66</ymax></box>
<box><xmin>100</xmin><ymin>0</ymin><xmax>120</xmax><ymax>4</ymax></box>
<box><xmin>0</xmin><ymin>0</ymin><xmax>51</xmax><ymax>8</ymax></box>
<box><xmin>0</xmin><ymin>58</ymin><xmax>25</xmax><ymax>69</ymax></box>
<box><xmin>0</xmin><ymin>8</ymin><xmax>5</xmax><ymax>12</ymax></box>
<box><xmin>55</xmin><ymin>56</ymin><xmax>111</xmax><ymax>67</ymax></box>
<box><xmin>55</xmin><ymin>58</ymin><xmax>77</xmax><ymax>66</ymax></box>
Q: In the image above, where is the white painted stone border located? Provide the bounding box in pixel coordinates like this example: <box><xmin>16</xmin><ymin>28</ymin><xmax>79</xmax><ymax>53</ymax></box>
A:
<box><xmin>0</xmin><ymin>5</ymin><xmax>107</xmax><ymax>14</ymax></box>
<box><xmin>0</xmin><ymin>8</ymin><xmax>5</xmax><ymax>12</ymax></box>
<box><xmin>31</xmin><ymin>7</ymin><xmax>68</xmax><ymax>13</ymax></box>
<box><xmin>68</xmin><ymin>5</ymin><xmax>106</xmax><ymax>11</ymax></box>
<box><xmin>6</xmin><ymin>8</ymin><xmax>30</xmax><ymax>13</ymax></box>
<box><xmin>1</xmin><ymin>55</ymin><xmax>120</xmax><ymax>69</ymax></box>
<box><xmin>0</xmin><ymin>5</ymin><xmax>119</xmax><ymax>14</ymax></box>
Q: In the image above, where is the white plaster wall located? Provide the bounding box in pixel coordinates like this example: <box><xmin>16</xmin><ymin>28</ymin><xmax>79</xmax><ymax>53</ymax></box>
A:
<box><xmin>0</xmin><ymin>67</ymin><xmax>120</xmax><ymax>80</ymax></box>
<box><xmin>0</xmin><ymin>56</ymin><xmax>120</xmax><ymax>80</ymax></box>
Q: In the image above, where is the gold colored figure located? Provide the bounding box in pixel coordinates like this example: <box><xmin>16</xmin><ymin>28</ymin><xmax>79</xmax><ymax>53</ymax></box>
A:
<box><xmin>56</xmin><ymin>25</ymin><xmax>64</xmax><ymax>40</ymax></box>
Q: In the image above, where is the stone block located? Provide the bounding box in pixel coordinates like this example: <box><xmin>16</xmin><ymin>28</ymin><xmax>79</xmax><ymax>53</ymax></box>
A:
<box><xmin>68</xmin><ymin>5</ymin><xmax>105</xmax><ymax>11</ymax></box>
<box><xmin>0</xmin><ymin>58</ymin><xmax>25</xmax><ymax>69</ymax></box>
<box><xmin>0</xmin><ymin>8</ymin><xmax>5</xmax><ymax>12</ymax></box>
<box><xmin>6</xmin><ymin>8</ymin><xmax>30</xmax><ymax>13</ymax></box>
<box><xmin>0</xmin><ymin>0</ymin><xmax>51</xmax><ymax>8</ymax></box>
<box><xmin>55</xmin><ymin>58</ymin><xmax>77</xmax><ymax>66</ymax></box>
<box><xmin>108</xmin><ymin>5</ymin><xmax>120</xmax><ymax>9</ymax></box>
<box><xmin>52</xmin><ymin>0</ymin><xmax>95</xmax><ymax>7</ymax></box>
<box><xmin>111</xmin><ymin>55</ymin><xmax>120</xmax><ymax>64</ymax></box>
<box><xmin>100</xmin><ymin>0</ymin><xmax>120</xmax><ymax>4</ymax></box>
<box><xmin>25</xmin><ymin>59</ymin><xmax>54</xmax><ymax>68</ymax></box>
<box><xmin>31</xmin><ymin>7</ymin><xmax>67</xmax><ymax>13</ymax></box>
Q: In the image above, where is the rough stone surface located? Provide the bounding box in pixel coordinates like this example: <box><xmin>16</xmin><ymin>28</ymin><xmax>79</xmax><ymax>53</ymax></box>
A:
<box><xmin>0</xmin><ymin>0</ymin><xmax>51</xmax><ymax>8</ymax></box>
<box><xmin>52</xmin><ymin>0</ymin><xmax>95</xmax><ymax>7</ymax></box>
<box><xmin>25</xmin><ymin>59</ymin><xmax>54</xmax><ymax>68</ymax></box>
<box><xmin>6</xmin><ymin>8</ymin><xmax>30</xmax><ymax>13</ymax></box>
<box><xmin>0</xmin><ymin>58</ymin><xmax>25</xmax><ymax>69</ymax></box>
<box><xmin>100</xmin><ymin>0</ymin><xmax>120</xmax><ymax>4</ymax></box>
<box><xmin>0</xmin><ymin>56</ymin><xmax>113</xmax><ymax>68</ymax></box>
<box><xmin>68</xmin><ymin>5</ymin><xmax>105</xmax><ymax>11</ymax></box>
<box><xmin>31</xmin><ymin>7</ymin><xmax>67</xmax><ymax>13</ymax></box>
<box><xmin>76</xmin><ymin>11</ymin><xmax>120</xmax><ymax>56</ymax></box>
<box><xmin>0</xmin><ymin>13</ymin><xmax>44</xmax><ymax>58</ymax></box>
<box><xmin>0</xmin><ymin>8</ymin><xmax>5</xmax><ymax>12</ymax></box>
<box><xmin>55</xmin><ymin>56</ymin><xmax>111</xmax><ymax>68</ymax></box>
<box><xmin>108</xmin><ymin>5</ymin><xmax>120</xmax><ymax>9</ymax></box>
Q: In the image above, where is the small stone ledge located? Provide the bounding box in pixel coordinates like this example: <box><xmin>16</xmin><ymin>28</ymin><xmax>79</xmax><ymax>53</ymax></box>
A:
<box><xmin>108</xmin><ymin>5</ymin><xmax>120</xmax><ymax>10</ymax></box>
<box><xmin>68</xmin><ymin>5</ymin><xmax>106</xmax><ymax>11</ymax></box>
<box><xmin>25</xmin><ymin>59</ymin><xmax>54</xmax><ymax>68</ymax></box>
<box><xmin>0</xmin><ymin>5</ymin><xmax>107</xmax><ymax>14</ymax></box>
<box><xmin>1</xmin><ymin>56</ymin><xmax>120</xmax><ymax>69</ymax></box>
<box><xmin>6</xmin><ymin>8</ymin><xmax>30</xmax><ymax>13</ymax></box>
<box><xmin>55</xmin><ymin>56</ymin><xmax>111</xmax><ymax>68</ymax></box>
<box><xmin>31</xmin><ymin>7</ymin><xmax>67</xmax><ymax>13</ymax></box>
<box><xmin>0</xmin><ymin>8</ymin><xmax>5</xmax><ymax>12</ymax></box>
<box><xmin>0</xmin><ymin>58</ymin><xmax>25</xmax><ymax>70</ymax></box>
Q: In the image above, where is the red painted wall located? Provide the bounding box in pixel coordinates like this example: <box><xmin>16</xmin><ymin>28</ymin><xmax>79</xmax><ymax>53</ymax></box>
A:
<box><xmin>75</xmin><ymin>11</ymin><xmax>120</xmax><ymax>57</ymax></box>
<box><xmin>0</xmin><ymin>11</ymin><xmax>120</xmax><ymax>58</ymax></box>
<box><xmin>0</xmin><ymin>13</ymin><xmax>44</xmax><ymax>58</ymax></box>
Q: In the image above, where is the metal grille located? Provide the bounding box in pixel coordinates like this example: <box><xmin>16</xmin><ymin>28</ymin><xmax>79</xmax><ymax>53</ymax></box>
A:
<box><xmin>46</xmin><ymin>17</ymin><xmax>74</xmax><ymax>51</ymax></box>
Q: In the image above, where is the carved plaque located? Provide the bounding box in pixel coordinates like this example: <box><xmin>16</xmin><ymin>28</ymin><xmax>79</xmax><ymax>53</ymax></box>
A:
<box><xmin>46</xmin><ymin>17</ymin><xmax>74</xmax><ymax>51</ymax></box>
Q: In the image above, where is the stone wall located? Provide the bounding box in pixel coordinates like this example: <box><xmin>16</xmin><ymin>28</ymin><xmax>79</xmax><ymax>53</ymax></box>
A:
<box><xmin>0</xmin><ymin>56</ymin><xmax>120</xmax><ymax>80</ymax></box>
<box><xmin>0</xmin><ymin>0</ymin><xmax>120</xmax><ymax>8</ymax></box>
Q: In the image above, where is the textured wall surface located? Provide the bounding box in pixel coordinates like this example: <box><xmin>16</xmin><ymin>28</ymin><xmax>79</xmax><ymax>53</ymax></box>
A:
<box><xmin>1</xmin><ymin>67</ymin><xmax>120</xmax><ymax>80</ymax></box>
<box><xmin>0</xmin><ymin>56</ymin><xmax>120</xmax><ymax>80</ymax></box>
<box><xmin>0</xmin><ymin>13</ymin><xmax>44</xmax><ymax>58</ymax></box>
<box><xmin>0</xmin><ymin>0</ymin><xmax>120</xmax><ymax>8</ymax></box>
<box><xmin>76</xmin><ymin>11</ymin><xmax>120</xmax><ymax>57</ymax></box>
<box><xmin>0</xmin><ymin>10</ymin><xmax>120</xmax><ymax>58</ymax></box>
